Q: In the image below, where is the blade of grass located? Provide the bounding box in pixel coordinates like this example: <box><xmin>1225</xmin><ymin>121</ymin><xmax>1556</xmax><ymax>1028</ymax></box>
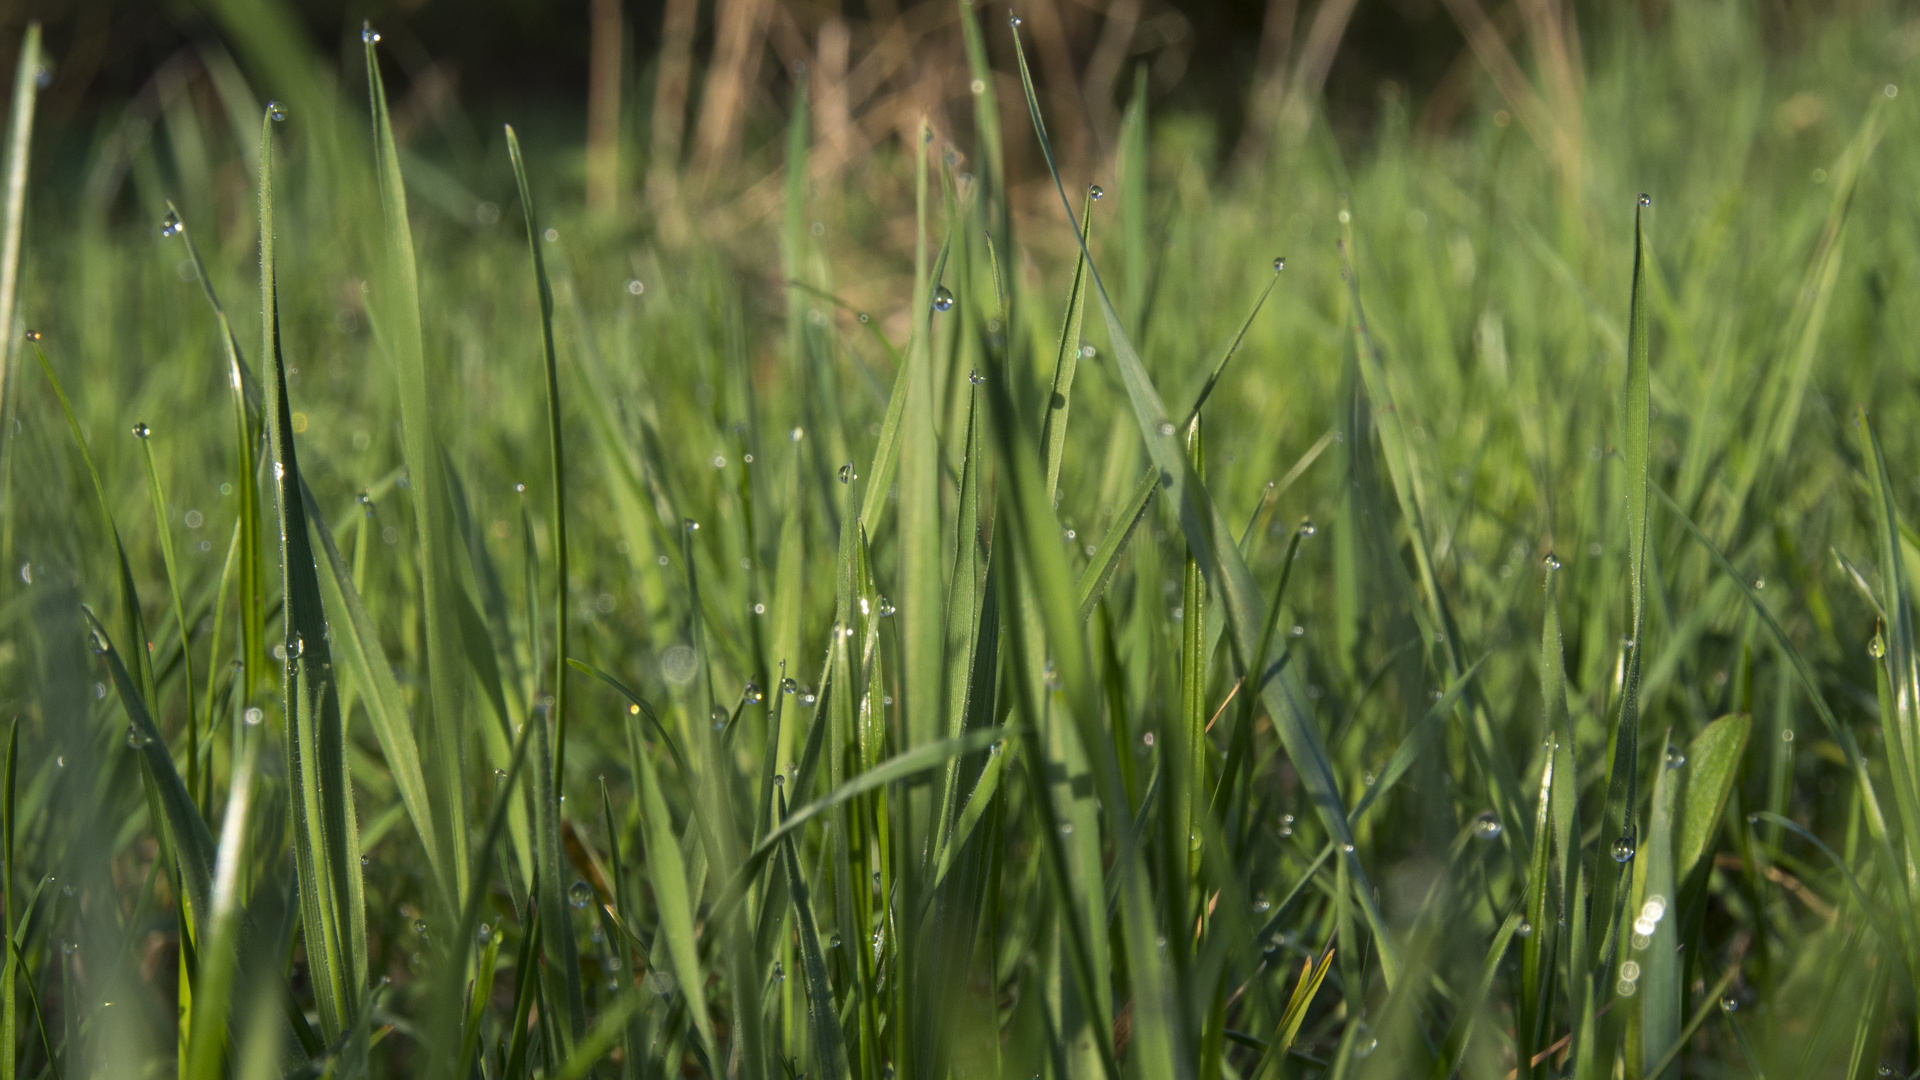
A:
<box><xmin>364</xmin><ymin>27</ymin><xmax>471</xmax><ymax>906</ymax></box>
<box><xmin>261</xmin><ymin>108</ymin><xmax>368</xmax><ymax>1049</ymax></box>
<box><xmin>134</xmin><ymin>428</ymin><xmax>198</xmax><ymax>800</ymax></box>
<box><xmin>0</xmin><ymin>23</ymin><xmax>38</xmax><ymax>571</ymax></box>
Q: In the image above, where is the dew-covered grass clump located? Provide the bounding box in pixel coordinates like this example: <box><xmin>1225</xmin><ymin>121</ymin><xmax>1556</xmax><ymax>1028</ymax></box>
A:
<box><xmin>4</xmin><ymin>4</ymin><xmax>1920</xmax><ymax>1078</ymax></box>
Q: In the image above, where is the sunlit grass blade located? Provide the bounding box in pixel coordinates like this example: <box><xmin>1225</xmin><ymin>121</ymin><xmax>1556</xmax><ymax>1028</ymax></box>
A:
<box><xmin>0</xmin><ymin>21</ymin><xmax>37</xmax><ymax>569</ymax></box>
<box><xmin>300</xmin><ymin>483</ymin><xmax>441</xmax><ymax>893</ymax></box>
<box><xmin>134</xmin><ymin>427</ymin><xmax>197</xmax><ymax>795</ymax></box>
<box><xmin>364</xmin><ymin>27</ymin><xmax>471</xmax><ymax>907</ymax></box>
<box><xmin>624</xmin><ymin>689</ymin><xmax>715</xmax><ymax>1058</ymax></box>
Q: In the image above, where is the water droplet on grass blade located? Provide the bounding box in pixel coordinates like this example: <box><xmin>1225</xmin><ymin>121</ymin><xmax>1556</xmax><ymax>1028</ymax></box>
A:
<box><xmin>1516</xmin><ymin>920</ymin><xmax>1532</xmax><ymax>939</ymax></box>
<box><xmin>126</xmin><ymin>725</ymin><xmax>151</xmax><ymax>749</ymax></box>
<box><xmin>1611</xmin><ymin>835</ymin><xmax>1636</xmax><ymax>863</ymax></box>
<box><xmin>1157</xmin><ymin>421</ymin><xmax>1175</xmax><ymax>436</ymax></box>
<box><xmin>838</xmin><ymin>463</ymin><xmax>855</xmax><ymax>483</ymax></box>
<box><xmin>23</xmin><ymin>329</ymin><xmax>39</xmax><ymax>342</ymax></box>
<box><xmin>743</xmin><ymin>681</ymin><xmax>764</xmax><ymax>705</ymax></box>
<box><xmin>160</xmin><ymin>212</ymin><xmax>182</xmax><ymax>238</ymax></box>
<box><xmin>1665</xmin><ymin>746</ymin><xmax>1686</xmax><ymax>769</ymax></box>
<box><xmin>969</xmin><ymin>369</ymin><xmax>985</xmax><ymax>385</ymax></box>
<box><xmin>131</xmin><ymin>421</ymin><xmax>150</xmax><ymax>439</ymax></box>
<box><xmin>932</xmin><ymin>285</ymin><xmax>954</xmax><ymax>311</ymax></box>
<box><xmin>1871</xmin><ymin>630</ymin><xmax>1887</xmax><ymax>659</ymax></box>
<box><xmin>569</xmin><ymin>879</ymin><xmax>593</xmax><ymax>908</ymax></box>
<box><xmin>1542</xmin><ymin>551</ymin><xmax>1560</xmax><ymax>569</ymax></box>
<box><xmin>362</xmin><ymin>21</ymin><xmax>381</xmax><ymax>43</ymax></box>
<box><xmin>244</xmin><ymin>707</ymin><xmax>263</xmax><ymax>726</ymax></box>
<box><xmin>1472</xmin><ymin>811</ymin><xmax>1502</xmax><ymax>840</ymax></box>
<box><xmin>267</xmin><ymin>101</ymin><xmax>287</xmax><ymax>122</ymax></box>
<box><xmin>1088</xmin><ymin>184</ymin><xmax>1102</xmax><ymax>200</ymax></box>
<box><xmin>1638</xmin><ymin>193</ymin><xmax>1652</xmax><ymax>207</ymax></box>
<box><xmin>1721</xmin><ymin>996</ymin><xmax>1738</xmax><ymax>1013</ymax></box>
<box><xmin>1010</xmin><ymin>13</ymin><xmax>1022</xmax><ymax>26</ymax></box>
<box><xmin>1273</xmin><ymin>256</ymin><xmax>1286</xmax><ymax>272</ymax></box>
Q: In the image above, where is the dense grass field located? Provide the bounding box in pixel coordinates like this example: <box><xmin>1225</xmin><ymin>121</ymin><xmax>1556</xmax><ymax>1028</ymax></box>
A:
<box><xmin>5</xmin><ymin>2</ymin><xmax>1920</xmax><ymax>1077</ymax></box>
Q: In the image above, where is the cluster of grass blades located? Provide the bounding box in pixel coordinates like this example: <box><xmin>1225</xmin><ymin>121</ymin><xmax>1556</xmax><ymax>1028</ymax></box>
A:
<box><xmin>8</xmin><ymin>3</ymin><xmax>1920</xmax><ymax>1079</ymax></box>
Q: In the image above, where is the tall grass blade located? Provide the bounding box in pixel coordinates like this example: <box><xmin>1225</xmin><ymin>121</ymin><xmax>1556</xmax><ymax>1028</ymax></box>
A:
<box><xmin>260</xmin><ymin>109</ymin><xmax>368</xmax><ymax>1051</ymax></box>
<box><xmin>363</xmin><ymin>29</ymin><xmax>471</xmax><ymax>907</ymax></box>
<box><xmin>0</xmin><ymin>21</ymin><xmax>37</xmax><ymax>567</ymax></box>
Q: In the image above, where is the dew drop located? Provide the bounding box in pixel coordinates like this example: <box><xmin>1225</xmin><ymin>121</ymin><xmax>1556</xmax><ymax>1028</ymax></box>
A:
<box><xmin>1516</xmin><ymin>920</ymin><xmax>1533</xmax><ymax>939</ymax></box>
<box><xmin>286</xmin><ymin>633</ymin><xmax>304</xmax><ymax>659</ymax></box>
<box><xmin>1341</xmin><ymin>842</ymin><xmax>1356</xmax><ymax>854</ymax></box>
<box><xmin>1157</xmin><ymin>421</ymin><xmax>1175</xmax><ymax>436</ymax></box>
<box><xmin>1472</xmin><ymin>811</ymin><xmax>1502</xmax><ymax>840</ymax></box>
<box><xmin>1751</xmin><ymin>576</ymin><xmax>1765</xmax><ymax>591</ymax></box>
<box><xmin>828</xmin><ymin>932</ymin><xmax>842</xmax><ymax>949</ymax></box>
<box><xmin>1273</xmin><ymin>256</ymin><xmax>1286</xmax><ymax>272</ymax></box>
<box><xmin>1720</xmin><ymin>996</ymin><xmax>1738</xmax><ymax>1013</ymax></box>
<box><xmin>362</xmin><ymin>20</ymin><xmax>382</xmax><ymax>44</ymax></box>
<box><xmin>683</xmin><ymin>518</ymin><xmax>700</xmax><ymax>532</ymax></box>
<box><xmin>711</xmin><ymin>706</ymin><xmax>729</xmax><ymax>730</ymax></box>
<box><xmin>1638</xmin><ymin>193</ymin><xmax>1651</xmax><ymax>207</ymax></box>
<box><xmin>87</xmin><ymin>629</ymin><xmax>109</xmax><ymax>655</ymax></box>
<box><xmin>743</xmin><ymin>681</ymin><xmax>764</xmax><ymax>705</ymax></box>
<box><xmin>1542</xmin><ymin>551</ymin><xmax>1560</xmax><ymax>570</ymax></box>
<box><xmin>23</xmin><ymin>329</ymin><xmax>40</xmax><ymax>342</ymax></box>
<box><xmin>1010</xmin><ymin>13</ymin><xmax>1023</xmax><ymax>27</ymax></box>
<box><xmin>569</xmin><ymin>879</ymin><xmax>593</xmax><ymax>909</ymax></box>
<box><xmin>838</xmin><ymin>463</ymin><xmax>855</xmax><ymax>483</ymax></box>
<box><xmin>267</xmin><ymin>100</ymin><xmax>287</xmax><ymax>123</ymax></box>
<box><xmin>877</xmin><ymin>597</ymin><xmax>896</xmax><ymax>617</ymax></box>
<box><xmin>772</xmin><ymin>960</ymin><xmax>785</xmax><ymax>983</ymax></box>
<box><xmin>126</xmin><ymin>724</ymin><xmax>152</xmax><ymax>749</ymax></box>
<box><xmin>160</xmin><ymin>212</ymin><xmax>182</xmax><ymax>239</ymax></box>
<box><xmin>361</xmin><ymin>855</ymin><xmax>369</xmax><ymax>867</ymax></box>
<box><xmin>1870</xmin><ymin>630</ymin><xmax>1887</xmax><ymax>659</ymax></box>
<box><xmin>969</xmin><ymin>369</ymin><xmax>985</xmax><ymax>385</ymax></box>
<box><xmin>1299</xmin><ymin>519</ymin><xmax>1316</xmax><ymax>537</ymax></box>
<box><xmin>1610</xmin><ymin>835</ymin><xmax>1636</xmax><ymax>863</ymax></box>
<box><xmin>1664</xmin><ymin>746</ymin><xmax>1686</xmax><ymax>770</ymax></box>
<box><xmin>1059</xmin><ymin>822</ymin><xmax>1073</xmax><ymax>836</ymax></box>
<box><xmin>932</xmin><ymin>285</ymin><xmax>955</xmax><ymax>312</ymax></box>
<box><xmin>1353</xmin><ymin>1024</ymin><xmax>1377</xmax><ymax>1059</ymax></box>
<box><xmin>790</xmin><ymin>426</ymin><xmax>805</xmax><ymax>442</ymax></box>
<box><xmin>1141</xmin><ymin>732</ymin><xmax>1155</xmax><ymax>747</ymax></box>
<box><xmin>244</xmin><ymin>707</ymin><xmax>264</xmax><ymax>726</ymax></box>
<box><xmin>1088</xmin><ymin>184</ymin><xmax>1103</xmax><ymax>200</ymax></box>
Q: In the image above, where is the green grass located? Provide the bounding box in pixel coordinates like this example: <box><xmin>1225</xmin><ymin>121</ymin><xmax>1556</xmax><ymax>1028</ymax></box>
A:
<box><xmin>7</xmin><ymin>2</ymin><xmax>1920</xmax><ymax>1077</ymax></box>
